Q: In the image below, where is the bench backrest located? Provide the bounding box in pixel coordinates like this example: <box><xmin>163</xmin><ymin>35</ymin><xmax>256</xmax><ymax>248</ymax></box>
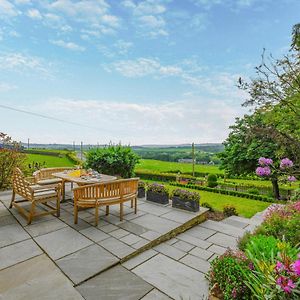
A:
<box><xmin>12</xmin><ymin>168</ymin><xmax>32</xmax><ymax>200</ymax></box>
<box><xmin>33</xmin><ymin>167</ymin><xmax>74</xmax><ymax>182</ymax></box>
<box><xmin>73</xmin><ymin>178</ymin><xmax>139</xmax><ymax>202</ymax></box>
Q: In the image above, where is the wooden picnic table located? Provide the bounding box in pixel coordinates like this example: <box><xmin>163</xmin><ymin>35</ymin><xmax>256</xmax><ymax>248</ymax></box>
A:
<box><xmin>53</xmin><ymin>170</ymin><xmax>117</xmax><ymax>201</ymax></box>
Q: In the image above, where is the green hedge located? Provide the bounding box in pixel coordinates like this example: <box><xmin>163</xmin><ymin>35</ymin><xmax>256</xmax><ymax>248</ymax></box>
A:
<box><xmin>169</xmin><ymin>182</ymin><xmax>274</xmax><ymax>203</ymax></box>
<box><xmin>135</xmin><ymin>170</ymin><xmax>195</xmax><ymax>181</ymax></box>
<box><xmin>66</xmin><ymin>152</ymin><xmax>81</xmax><ymax>165</ymax></box>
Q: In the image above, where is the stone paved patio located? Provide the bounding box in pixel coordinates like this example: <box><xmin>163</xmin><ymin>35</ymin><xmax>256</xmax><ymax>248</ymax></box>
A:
<box><xmin>0</xmin><ymin>188</ymin><xmax>265</xmax><ymax>299</ymax></box>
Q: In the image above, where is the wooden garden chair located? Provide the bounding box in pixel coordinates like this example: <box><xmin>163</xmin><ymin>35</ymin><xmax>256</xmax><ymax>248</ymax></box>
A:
<box><xmin>9</xmin><ymin>168</ymin><xmax>61</xmax><ymax>225</ymax></box>
<box><xmin>73</xmin><ymin>178</ymin><xmax>139</xmax><ymax>226</ymax></box>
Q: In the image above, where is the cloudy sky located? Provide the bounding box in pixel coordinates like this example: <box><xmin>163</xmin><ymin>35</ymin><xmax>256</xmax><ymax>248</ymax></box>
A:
<box><xmin>0</xmin><ymin>0</ymin><xmax>299</xmax><ymax>145</ymax></box>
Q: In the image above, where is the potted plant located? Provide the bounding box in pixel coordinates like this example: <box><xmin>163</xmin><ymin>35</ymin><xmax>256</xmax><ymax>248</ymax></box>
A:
<box><xmin>138</xmin><ymin>181</ymin><xmax>146</xmax><ymax>198</ymax></box>
<box><xmin>171</xmin><ymin>188</ymin><xmax>200</xmax><ymax>212</ymax></box>
<box><xmin>146</xmin><ymin>183</ymin><xmax>169</xmax><ymax>204</ymax></box>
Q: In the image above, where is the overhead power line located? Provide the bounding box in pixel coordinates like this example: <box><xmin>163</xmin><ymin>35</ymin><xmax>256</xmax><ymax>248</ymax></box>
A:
<box><xmin>0</xmin><ymin>104</ymin><xmax>105</xmax><ymax>132</ymax></box>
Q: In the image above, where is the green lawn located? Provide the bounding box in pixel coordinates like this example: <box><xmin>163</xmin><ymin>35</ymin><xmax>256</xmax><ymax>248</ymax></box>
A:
<box><xmin>145</xmin><ymin>180</ymin><xmax>270</xmax><ymax>218</ymax></box>
<box><xmin>25</xmin><ymin>154</ymin><xmax>75</xmax><ymax>168</ymax></box>
<box><xmin>136</xmin><ymin>159</ymin><xmax>222</xmax><ymax>174</ymax></box>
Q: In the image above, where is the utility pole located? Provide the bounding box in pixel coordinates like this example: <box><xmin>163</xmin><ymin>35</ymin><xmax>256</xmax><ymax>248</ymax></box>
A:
<box><xmin>192</xmin><ymin>142</ymin><xmax>195</xmax><ymax>177</ymax></box>
<box><xmin>27</xmin><ymin>138</ymin><xmax>30</xmax><ymax>150</ymax></box>
<box><xmin>80</xmin><ymin>141</ymin><xmax>83</xmax><ymax>161</ymax></box>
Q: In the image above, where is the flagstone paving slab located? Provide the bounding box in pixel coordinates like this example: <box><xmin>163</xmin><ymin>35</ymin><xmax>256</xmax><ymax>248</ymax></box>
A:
<box><xmin>79</xmin><ymin>226</ymin><xmax>110</xmax><ymax>242</ymax></box>
<box><xmin>0</xmin><ymin>239</ymin><xmax>43</xmax><ymax>270</ymax></box>
<box><xmin>153</xmin><ymin>243</ymin><xmax>186</xmax><ymax>261</ymax></box>
<box><xmin>183</xmin><ymin>225</ymin><xmax>216</xmax><ymax>240</ymax></box>
<box><xmin>132</xmin><ymin>238</ymin><xmax>149</xmax><ymax>249</ymax></box>
<box><xmin>0</xmin><ymin>214</ymin><xmax>17</xmax><ymax>226</ymax></box>
<box><xmin>122</xmin><ymin>249</ymin><xmax>158</xmax><ymax>270</ymax></box>
<box><xmin>24</xmin><ymin>218</ymin><xmax>68</xmax><ymax>237</ymax></box>
<box><xmin>180</xmin><ymin>254</ymin><xmax>211</xmax><ymax>274</ymax></box>
<box><xmin>100</xmin><ymin>237</ymin><xmax>135</xmax><ymax>259</ymax></box>
<box><xmin>172</xmin><ymin>240</ymin><xmax>195</xmax><ymax>252</ymax></box>
<box><xmin>0</xmin><ymin>223</ymin><xmax>31</xmax><ymax>248</ymax></box>
<box><xmin>77</xmin><ymin>265</ymin><xmax>152</xmax><ymax>300</ymax></box>
<box><xmin>206</xmin><ymin>232</ymin><xmax>238</xmax><ymax>249</ymax></box>
<box><xmin>133</xmin><ymin>254</ymin><xmax>209</xmax><ymax>300</ymax></box>
<box><xmin>56</xmin><ymin>244</ymin><xmax>119</xmax><ymax>285</ymax></box>
<box><xmin>221</xmin><ymin>218</ymin><xmax>249</xmax><ymax>229</ymax></box>
<box><xmin>0</xmin><ymin>254</ymin><xmax>84</xmax><ymax>300</ymax></box>
<box><xmin>189</xmin><ymin>247</ymin><xmax>214</xmax><ymax>261</ymax></box>
<box><xmin>176</xmin><ymin>232</ymin><xmax>212</xmax><ymax>249</ymax></box>
<box><xmin>120</xmin><ymin>233</ymin><xmax>143</xmax><ymax>245</ymax></box>
<box><xmin>140</xmin><ymin>230</ymin><xmax>161</xmax><ymax>241</ymax></box>
<box><xmin>138</xmin><ymin>202</ymin><xmax>172</xmax><ymax>216</ymax></box>
<box><xmin>141</xmin><ymin>289</ymin><xmax>171</xmax><ymax>300</ymax></box>
<box><xmin>119</xmin><ymin>221</ymin><xmax>149</xmax><ymax>235</ymax></box>
<box><xmin>131</xmin><ymin>214</ymin><xmax>181</xmax><ymax>234</ymax></box>
<box><xmin>200</xmin><ymin>220</ymin><xmax>245</xmax><ymax>238</ymax></box>
<box><xmin>109</xmin><ymin>228</ymin><xmax>130</xmax><ymax>239</ymax></box>
<box><xmin>34</xmin><ymin>227</ymin><xmax>93</xmax><ymax>260</ymax></box>
<box><xmin>206</xmin><ymin>244</ymin><xmax>228</xmax><ymax>255</ymax></box>
<box><xmin>161</xmin><ymin>209</ymin><xmax>197</xmax><ymax>223</ymax></box>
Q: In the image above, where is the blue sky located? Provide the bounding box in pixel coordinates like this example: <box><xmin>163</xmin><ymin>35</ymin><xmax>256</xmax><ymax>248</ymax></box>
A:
<box><xmin>0</xmin><ymin>0</ymin><xmax>299</xmax><ymax>145</ymax></box>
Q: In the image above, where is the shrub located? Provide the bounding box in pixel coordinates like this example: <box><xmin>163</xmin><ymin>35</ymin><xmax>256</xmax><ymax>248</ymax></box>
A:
<box><xmin>171</xmin><ymin>188</ymin><xmax>200</xmax><ymax>202</ymax></box>
<box><xmin>85</xmin><ymin>144</ymin><xmax>139</xmax><ymax>178</ymax></box>
<box><xmin>256</xmin><ymin>201</ymin><xmax>300</xmax><ymax>247</ymax></box>
<box><xmin>238</xmin><ymin>231</ymin><xmax>254</xmax><ymax>251</ymax></box>
<box><xmin>223</xmin><ymin>205</ymin><xmax>238</xmax><ymax>217</ymax></box>
<box><xmin>207</xmin><ymin>249</ymin><xmax>252</xmax><ymax>300</ymax></box>
<box><xmin>138</xmin><ymin>181</ymin><xmax>146</xmax><ymax>188</ymax></box>
<box><xmin>147</xmin><ymin>183</ymin><xmax>168</xmax><ymax>194</ymax></box>
<box><xmin>201</xmin><ymin>202</ymin><xmax>214</xmax><ymax>212</ymax></box>
<box><xmin>0</xmin><ymin>133</ymin><xmax>25</xmax><ymax>189</ymax></box>
<box><xmin>247</xmin><ymin>188</ymin><xmax>260</xmax><ymax>195</ymax></box>
<box><xmin>207</xmin><ymin>173</ymin><xmax>218</xmax><ymax>188</ymax></box>
<box><xmin>291</xmin><ymin>188</ymin><xmax>300</xmax><ymax>201</ymax></box>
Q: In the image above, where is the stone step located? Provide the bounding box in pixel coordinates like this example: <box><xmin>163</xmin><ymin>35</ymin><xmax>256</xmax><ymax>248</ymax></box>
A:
<box><xmin>199</xmin><ymin>220</ymin><xmax>245</xmax><ymax>238</ymax></box>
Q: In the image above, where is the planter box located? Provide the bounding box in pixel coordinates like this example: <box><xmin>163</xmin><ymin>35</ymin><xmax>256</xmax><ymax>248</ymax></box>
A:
<box><xmin>146</xmin><ymin>191</ymin><xmax>169</xmax><ymax>205</ymax></box>
<box><xmin>171</xmin><ymin>196</ymin><xmax>199</xmax><ymax>212</ymax></box>
<box><xmin>138</xmin><ymin>187</ymin><xmax>145</xmax><ymax>198</ymax></box>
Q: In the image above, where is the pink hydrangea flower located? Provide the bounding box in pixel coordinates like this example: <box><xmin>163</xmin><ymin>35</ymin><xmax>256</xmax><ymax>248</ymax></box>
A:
<box><xmin>280</xmin><ymin>158</ymin><xmax>294</xmax><ymax>169</ymax></box>
<box><xmin>287</xmin><ymin>176</ymin><xmax>297</xmax><ymax>182</ymax></box>
<box><xmin>256</xmin><ymin>166</ymin><xmax>271</xmax><ymax>177</ymax></box>
<box><xmin>259</xmin><ymin>157</ymin><xmax>273</xmax><ymax>166</ymax></box>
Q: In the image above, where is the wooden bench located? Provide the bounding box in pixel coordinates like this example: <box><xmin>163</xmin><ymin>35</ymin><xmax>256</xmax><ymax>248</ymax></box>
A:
<box><xmin>73</xmin><ymin>178</ymin><xmax>139</xmax><ymax>226</ymax></box>
<box><xmin>10</xmin><ymin>168</ymin><xmax>61</xmax><ymax>224</ymax></box>
<box><xmin>33</xmin><ymin>167</ymin><xmax>74</xmax><ymax>185</ymax></box>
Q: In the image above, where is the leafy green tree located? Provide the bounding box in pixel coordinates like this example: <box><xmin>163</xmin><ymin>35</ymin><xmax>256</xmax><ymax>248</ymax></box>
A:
<box><xmin>85</xmin><ymin>144</ymin><xmax>140</xmax><ymax>178</ymax></box>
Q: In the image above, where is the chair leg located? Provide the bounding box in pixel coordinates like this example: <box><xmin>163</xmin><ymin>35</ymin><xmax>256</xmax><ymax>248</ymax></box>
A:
<box><xmin>106</xmin><ymin>206</ymin><xmax>109</xmax><ymax>216</ymax></box>
<box><xmin>74</xmin><ymin>204</ymin><xmax>78</xmax><ymax>224</ymax></box>
<box><xmin>56</xmin><ymin>194</ymin><xmax>60</xmax><ymax>217</ymax></box>
<box><xmin>120</xmin><ymin>202</ymin><xmax>124</xmax><ymax>221</ymax></box>
<box><xmin>9</xmin><ymin>190</ymin><xmax>15</xmax><ymax>209</ymax></box>
<box><xmin>28</xmin><ymin>202</ymin><xmax>35</xmax><ymax>225</ymax></box>
<box><xmin>95</xmin><ymin>205</ymin><xmax>99</xmax><ymax>226</ymax></box>
<box><xmin>134</xmin><ymin>197</ymin><xmax>137</xmax><ymax>214</ymax></box>
<box><xmin>130</xmin><ymin>200</ymin><xmax>133</xmax><ymax>208</ymax></box>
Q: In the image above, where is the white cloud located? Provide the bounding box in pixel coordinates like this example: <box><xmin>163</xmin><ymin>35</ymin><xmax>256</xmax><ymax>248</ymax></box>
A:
<box><xmin>26</xmin><ymin>8</ymin><xmax>42</xmax><ymax>19</ymax></box>
<box><xmin>14</xmin><ymin>0</ymin><xmax>31</xmax><ymax>4</ymax></box>
<box><xmin>106</xmin><ymin>58</ymin><xmax>182</xmax><ymax>78</ymax></box>
<box><xmin>0</xmin><ymin>0</ymin><xmax>19</xmax><ymax>18</ymax></box>
<box><xmin>32</xmin><ymin>97</ymin><xmax>245</xmax><ymax>144</ymax></box>
<box><xmin>0</xmin><ymin>82</ymin><xmax>17</xmax><ymax>92</ymax></box>
<box><xmin>50</xmin><ymin>39</ymin><xmax>85</xmax><ymax>52</ymax></box>
<box><xmin>122</xmin><ymin>0</ymin><xmax>166</xmax><ymax>15</ymax></box>
<box><xmin>0</xmin><ymin>52</ymin><xmax>50</xmax><ymax>75</ymax></box>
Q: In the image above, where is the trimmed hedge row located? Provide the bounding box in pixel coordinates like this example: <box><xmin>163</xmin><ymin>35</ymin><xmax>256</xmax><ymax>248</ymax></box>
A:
<box><xmin>169</xmin><ymin>182</ymin><xmax>274</xmax><ymax>203</ymax></box>
<box><xmin>135</xmin><ymin>170</ymin><xmax>194</xmax><ymax>182</ymax></box>
<box><xmin>22</xmin><ymin>149</ymin><xmax>61</xmax><ymax>156</ymax></box>
<box><xmin>66</xmin><ymin>152</ymin><xmax>82</xmax><ymax>165</ymax></box>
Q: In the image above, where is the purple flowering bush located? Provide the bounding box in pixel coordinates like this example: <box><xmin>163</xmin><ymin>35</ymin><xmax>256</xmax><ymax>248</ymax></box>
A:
<box><xmin>147</xmin><ymin>182</ymin><xmax>168</xmax><ymax>194</ymax></box>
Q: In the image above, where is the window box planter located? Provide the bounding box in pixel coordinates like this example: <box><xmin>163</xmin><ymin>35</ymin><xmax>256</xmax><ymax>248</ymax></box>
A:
<box><xmin>146</xmin><ymin>183</ymin><xmax>169</xmax><ymax>205</ymax></box>
<box><xmin>138</xmin><ymin>187</ymin><xmax>146</xmax><ymax>198</ymax></box>
<box><xmin>171</xmin><ymin>188</ymin><xmax>200</xmax><ymax>212</ymax></box>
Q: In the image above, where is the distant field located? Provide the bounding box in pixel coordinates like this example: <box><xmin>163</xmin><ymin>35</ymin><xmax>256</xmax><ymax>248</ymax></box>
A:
<box><xmin>136</xmin><ymin>159</ymin><xmax>222</xmax><ymax>174</ymax></box>
<box><xmin>25</xmin><ymin>153</ymin><xmax>75</xmax><ymax>168</ymax></box>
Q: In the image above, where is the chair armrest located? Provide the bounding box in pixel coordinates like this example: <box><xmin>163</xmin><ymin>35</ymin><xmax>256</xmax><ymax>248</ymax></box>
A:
<box><xmin>25</xmin><ymin>176</ymin><xmax>36</xmax><ymax>184</ymax></box>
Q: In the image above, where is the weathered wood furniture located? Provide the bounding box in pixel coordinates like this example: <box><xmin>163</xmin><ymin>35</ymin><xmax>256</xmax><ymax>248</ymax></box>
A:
<box><xmin>33</xmin><ymin>167</ymin><xmax>74</xmax><ymax>185</ymax></box>
<box><xmin>73</xmin><ymin>178</ymin><xmax>139</xmax><ymax>226</ymax></box>
<box><xmin>53</xmin><ymin>171</ymin><xmax>117</xmax><ymax>200</ymax></box>
<box><xmin>10</xmin><ymin>168</ymin><xmax>61</xmax><ymax>225</ymax></box>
